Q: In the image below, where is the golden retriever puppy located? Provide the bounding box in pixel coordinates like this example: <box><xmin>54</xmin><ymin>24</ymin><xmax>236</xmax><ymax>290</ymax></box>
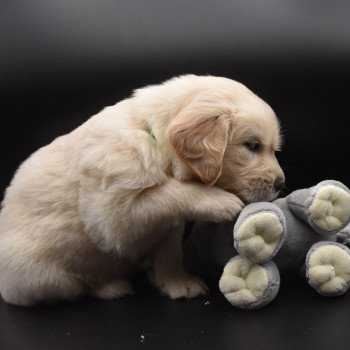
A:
<box><xmin>0</xmin><ymin>75</ymin><xmax>284</xmax><ymax>306</ymax></box>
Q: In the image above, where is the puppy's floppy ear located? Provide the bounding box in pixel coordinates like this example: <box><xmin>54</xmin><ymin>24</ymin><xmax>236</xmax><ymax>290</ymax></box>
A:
<box><xmin>166</xmin><ymin>112</ymin><xmax>232</xmax><ymax>185</ymax></box>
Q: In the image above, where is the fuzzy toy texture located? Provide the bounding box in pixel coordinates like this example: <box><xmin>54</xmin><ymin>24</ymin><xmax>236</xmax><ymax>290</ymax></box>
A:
<box><xmin>185</xmin><ymin>180</ymin><xmax>350</xmax><ymax>309</ymax></box>
<box><xmin>222</xmin><ymin>180</ymin><xmax>350</xmax><ymax>308</ymax></box>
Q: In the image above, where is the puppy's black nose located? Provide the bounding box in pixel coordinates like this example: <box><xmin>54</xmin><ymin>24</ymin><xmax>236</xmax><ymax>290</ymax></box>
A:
<box><xmin>274</xmin><ymin>177</ymin><xmax>285</xmax><ymax>192</ymax></box>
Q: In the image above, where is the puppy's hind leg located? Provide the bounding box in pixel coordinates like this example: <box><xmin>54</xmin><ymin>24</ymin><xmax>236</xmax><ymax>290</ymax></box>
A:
<box><xmin>0</xmin><ymin>264</ymin><xmax>85</xmax><ymax>306</ymax></box>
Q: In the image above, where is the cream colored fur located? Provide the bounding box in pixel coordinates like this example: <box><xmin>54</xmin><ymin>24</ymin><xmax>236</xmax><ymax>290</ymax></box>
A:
<box><xmin>0</xmin><ymin>75</ymin><xmax>284</xmax><ymax>305</ymax></box>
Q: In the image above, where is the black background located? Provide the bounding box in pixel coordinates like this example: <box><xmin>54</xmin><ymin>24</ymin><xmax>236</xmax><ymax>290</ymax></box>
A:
<box><xmin>1</xmin><ymin>1</ymin><xmax>350</xmax><ymax>349</ymax></box>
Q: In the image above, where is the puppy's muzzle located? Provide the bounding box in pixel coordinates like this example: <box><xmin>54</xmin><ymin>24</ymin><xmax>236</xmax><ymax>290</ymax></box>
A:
<box><xmin>274</xmin><ymin>177</ymin><xmax>286</xmax><ymax>192</ymax></box>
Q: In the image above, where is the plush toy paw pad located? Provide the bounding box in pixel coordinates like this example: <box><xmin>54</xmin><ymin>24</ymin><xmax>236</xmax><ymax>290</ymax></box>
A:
<box><xmin>310</xmin><ymin>185</ymin><xmax>350</xmax><ymax>232</ymax></box>
<box><xmin>235</xmin><ymin>212</ymin><xmax>284</xmax><ymax>263</ymax></box>
<box><xmin>307</xmin><ymin>244</ymin><xmax>350</xmax><ymax>296</ymax></box>
<box><xmin>219</xmin><ymin>257</ymin><xmax>268</xmax><ymax>306</ymax></box>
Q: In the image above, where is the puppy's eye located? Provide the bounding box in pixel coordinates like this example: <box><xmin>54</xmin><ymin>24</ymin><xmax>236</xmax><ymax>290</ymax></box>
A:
<box><xmin>244</xmin><ymin>140</ymin><xmax>261</xmax><ymax>152</ymax></box>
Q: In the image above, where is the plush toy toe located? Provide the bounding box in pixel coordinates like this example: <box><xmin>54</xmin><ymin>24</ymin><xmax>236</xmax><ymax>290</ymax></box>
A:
<box><xmin>310</xmin><ymin>185</ymin><xmax>350</xmax><ymax>232</ymax></box>
<box><xmin>306</xmin><ymin>242</ymin><xmax>350</xmax><ymax>296</ymax></box>
<box><xmin>219</xmin><ymin>256</ymin><xmax>280</xmax><ymax>309</ymax></box>
<box><xmin>234</xmin><ymin>211</ymin><xmax>286</xmax><ymax>263</ymax></box>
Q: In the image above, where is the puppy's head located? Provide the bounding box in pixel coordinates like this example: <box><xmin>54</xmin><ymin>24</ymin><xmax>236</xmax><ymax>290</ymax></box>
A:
<box><xmin>166</xmin><ymin>77</ymin><xmax>284</xmax><ymax>203</ymax></box>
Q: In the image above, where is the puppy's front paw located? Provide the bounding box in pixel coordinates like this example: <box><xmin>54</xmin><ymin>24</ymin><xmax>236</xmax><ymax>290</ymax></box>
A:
<box><xmin>196</xmin><ymin>190</ymin><xmax>244</xmax><ymax>223</ymax></box>
<box><xmin>151</xmin><ymin>272</ymin><xmax>208</xmax><ymax>299</ymax></box>
<box><xmin>215</xmin><ymin>193</ymin><xmax>244</xmax><ymax>222</ymax></box>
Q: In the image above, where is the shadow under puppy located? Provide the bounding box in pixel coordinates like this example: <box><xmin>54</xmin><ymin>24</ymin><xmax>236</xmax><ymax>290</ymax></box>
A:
<box><xmin>0</xmin><ymin>75</ymin><xmax>284</xmax><ymax>306</ymax></box>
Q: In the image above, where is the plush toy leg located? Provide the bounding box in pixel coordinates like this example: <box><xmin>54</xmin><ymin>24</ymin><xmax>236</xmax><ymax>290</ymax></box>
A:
<box><xmin>306</xmin><ymin>242</ymin><xmax>350</xmax><ymax>296</ymax></box>
<box><xmin>234</xmin><ymin>202</ymin><xmax>287</xmax><ymax>263</ymax></box>
<box><xmin>287</xmin><ymin>180</ymin><xmax>350</xmax><ymax>234</ymax></box>
<box><xmin>338</xmin><ymin>223</ymin><xmax>350</xmax><ymax>247</ymax></box>
<box><xmin>219</xmin><ymin>256</ymin><xmax>280</xmax><ymax>309</ymax></box>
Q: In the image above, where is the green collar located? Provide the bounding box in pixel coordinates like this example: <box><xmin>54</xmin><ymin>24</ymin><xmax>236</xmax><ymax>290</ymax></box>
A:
<box><xmin>146</xmin><ymin>124</ymin><xmax>156</xmax><ymax>140</ymax></box>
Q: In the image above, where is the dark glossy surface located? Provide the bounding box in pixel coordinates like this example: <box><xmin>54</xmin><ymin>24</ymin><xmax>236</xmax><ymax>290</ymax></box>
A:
<box><xmin>0</xmin><ymin>275</ymin><xmax>350</xmax><ymax>350</ymax></box>
<box><xmin>1</xmin><ymin>1</ymin><xmax>350</xmax><ymax>349</ymax></box>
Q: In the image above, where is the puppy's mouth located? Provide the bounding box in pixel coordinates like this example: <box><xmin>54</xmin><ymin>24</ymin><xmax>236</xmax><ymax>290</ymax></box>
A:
<box><xmin>237</xmin><ymin>188</ymin><xmax>280</xmax><ymax>204</ymax></box>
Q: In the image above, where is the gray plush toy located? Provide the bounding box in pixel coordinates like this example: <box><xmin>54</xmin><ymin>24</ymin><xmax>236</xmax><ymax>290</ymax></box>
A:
<box><xmin>338</xmin><ymin>222</ymin><xmax>350</xmax><ymax>246</ymax></box>
<box><xmin>184</xmin><ymin>180</ymin><xmax>350</xmax><ymax>309</ymax></box>
<box><xmin>185</xmin><ymin>180</ymin><xmax>350</xmax><ymax>309</ymax></box>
